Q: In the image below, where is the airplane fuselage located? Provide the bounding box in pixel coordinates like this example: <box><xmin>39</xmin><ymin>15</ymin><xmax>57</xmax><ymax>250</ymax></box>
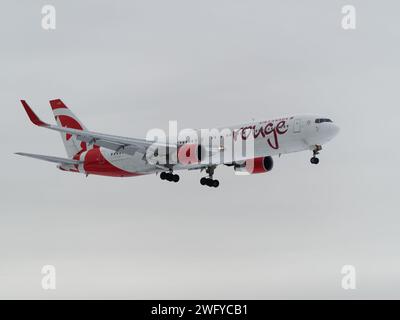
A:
<box><xmin>58</xmin><ymin>114</ymin><xmax>339</xmax><ymax>177</ymax></box>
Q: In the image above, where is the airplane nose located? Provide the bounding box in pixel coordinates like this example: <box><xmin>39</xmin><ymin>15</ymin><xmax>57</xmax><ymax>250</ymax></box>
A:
<box><xmin>330</xmin><ymin>123</ymin><xmax>340</xmax><ymax>137</ymax></box>
<box><xmin>317</xmin><ymin>122</ymin><xmax>339</xmax><ymax>142</ymax></box>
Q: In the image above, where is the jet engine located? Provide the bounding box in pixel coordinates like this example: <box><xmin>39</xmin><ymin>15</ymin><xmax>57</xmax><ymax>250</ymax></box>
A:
<box><xmin>234</xmin><ymin>156</ymin><xmax>274</xmax><ymax>174</ymax></box>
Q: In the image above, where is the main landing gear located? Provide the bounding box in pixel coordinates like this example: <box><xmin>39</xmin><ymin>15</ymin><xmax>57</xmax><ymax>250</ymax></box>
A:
<box><xmin>310</xmin><ymin>145</ymin><xmax>322</xmax><ymax>165</ymax></box>
<box><xmin>200</xmin><ymin>166</ymin><xmax>220</xmax><ymax>188</ymax></box>
<box><xmin>160</xmin><ymin>171</ymin><xmax>180</xmax><ymax>183</ymax></box>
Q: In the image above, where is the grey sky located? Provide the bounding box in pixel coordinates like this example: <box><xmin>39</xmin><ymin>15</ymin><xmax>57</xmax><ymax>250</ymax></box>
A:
<box><xmin>0</xmin><ymin>0</ymin><xmax>399</xmax><ymax>299</ymax></box>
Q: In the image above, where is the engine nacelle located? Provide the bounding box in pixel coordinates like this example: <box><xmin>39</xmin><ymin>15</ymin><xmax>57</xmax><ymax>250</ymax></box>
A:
<box><xmin>234</xmin><ymin>156</ymin><xmax>273</xmax><ymax>174</ymax></box>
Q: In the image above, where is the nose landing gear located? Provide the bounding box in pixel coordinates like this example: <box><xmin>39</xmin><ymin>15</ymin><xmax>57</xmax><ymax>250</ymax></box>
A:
<box><xmin>310</xmin><ymin>145</ymin><xmax>322</xmax><ymax>165</ymax></box>
<box><xmin>200</xmin><ymin>166</ymin><xmax>220</xmax><ymax>188</ymax></box>
<box><xmin>160</xmin><ymin>171</ymin><xmax>180</xmax><ymax>182</ymax></box>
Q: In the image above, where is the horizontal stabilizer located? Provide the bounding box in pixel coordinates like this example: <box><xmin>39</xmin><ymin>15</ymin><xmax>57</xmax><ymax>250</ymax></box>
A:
<box><xmin>15</xmin><ymin>152</ymin><xmax>83</xmax><ymax>165</ymax></box>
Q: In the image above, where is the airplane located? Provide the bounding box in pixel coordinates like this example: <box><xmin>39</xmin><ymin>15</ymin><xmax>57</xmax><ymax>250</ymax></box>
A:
<box><xmin>16</xmin><ymin>99</ymin><xmax>339</xmax><ymax>188</ymax></box>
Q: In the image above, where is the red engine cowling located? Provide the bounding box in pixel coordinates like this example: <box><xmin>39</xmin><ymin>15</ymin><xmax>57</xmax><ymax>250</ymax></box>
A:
<box><xmin>234</xmin><ymin>156</ymin><xmax>273</xmax><ymax>174</ymax></box>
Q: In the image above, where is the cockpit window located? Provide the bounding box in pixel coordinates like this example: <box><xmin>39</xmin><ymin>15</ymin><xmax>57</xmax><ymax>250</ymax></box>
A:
<box><xmin>315</xmin><ymin>118</ymin><xmax>332</xmax><ymax>123</ymax></box>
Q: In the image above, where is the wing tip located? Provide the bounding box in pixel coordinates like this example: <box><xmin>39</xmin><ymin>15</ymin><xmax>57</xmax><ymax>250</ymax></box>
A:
<box><xmin>20</xmin><ymin>100</ymin><xmax>48</xmax><ymax>127</ymax></box>
<box><xmin>15</xmin><ymin>152</ymin><xmax>30</xmax><ymax>156</ymax></box>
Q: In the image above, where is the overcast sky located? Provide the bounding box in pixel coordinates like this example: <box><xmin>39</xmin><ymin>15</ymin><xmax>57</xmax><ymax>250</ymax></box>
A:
<box><xmin>0</xmin><ymin>0</ymin><xmax>399</xmax><ymax>299</ymax></box>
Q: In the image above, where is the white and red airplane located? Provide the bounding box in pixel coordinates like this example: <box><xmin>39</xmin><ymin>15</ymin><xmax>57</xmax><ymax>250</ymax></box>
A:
<box><xmin>17</xmin><ymin>99</ymin><xmax>339</xmax><ymax>188</ymax></box>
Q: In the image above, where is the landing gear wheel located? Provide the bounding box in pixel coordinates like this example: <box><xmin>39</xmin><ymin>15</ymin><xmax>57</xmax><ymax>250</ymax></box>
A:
<box><xmin>200</xmin><ymin>178</ymin><xmax>220</xmax><ymax>187</ymax></box>
<box><xmin>161</xmin><ymin>171</ymin><xmax>180</xmax><ymax>182</ymax></box>
<box><xmin>200</xmin><ymin>166</ymin><xmax>220</xmax><ymax>188</ymax></box>
<box><xmin>206</xmin><ymin>179</ymin><xmax>214</xmax><ymax>187</ymax></box>
<box><xmin>310</xmin><ymin>157</ymin><xmax>319</xmax><ymax>164</ymax></box>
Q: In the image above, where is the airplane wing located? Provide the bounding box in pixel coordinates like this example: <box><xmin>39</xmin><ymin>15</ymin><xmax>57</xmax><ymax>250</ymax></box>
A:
<box><xmin>15</xmin><ymin>152</ymin><xmax>83</xmax><ymax>165</ymax></box>
<box><xmin>20</xmin><ymin>100</ymin><xmax>175</xmax><ymax>156</ymax></box>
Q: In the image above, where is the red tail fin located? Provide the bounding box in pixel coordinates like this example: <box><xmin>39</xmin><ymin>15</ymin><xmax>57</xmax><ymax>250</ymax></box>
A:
<box><xmin>49</xmin><ymin>99</ymin><xmax>88</xmax><ymax>158</ymax></box>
